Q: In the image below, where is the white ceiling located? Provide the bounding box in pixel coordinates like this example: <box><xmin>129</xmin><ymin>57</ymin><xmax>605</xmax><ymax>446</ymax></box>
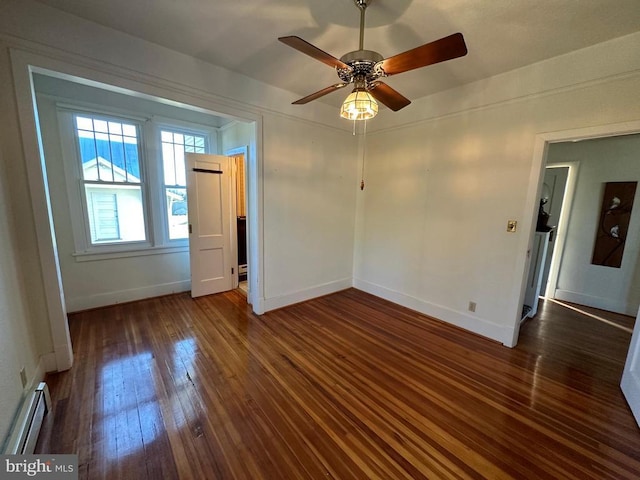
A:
<box><xmin>33</xmin><ymin>0</ymin><xmax>640</xmax><ymax>107</ymax></box>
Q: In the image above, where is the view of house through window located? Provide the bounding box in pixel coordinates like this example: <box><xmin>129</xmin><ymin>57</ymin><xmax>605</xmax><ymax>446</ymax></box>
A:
<box><xmin>68</xmin><ymin>109</ymin><xmax>212</xmax><ymax>253</ymax></box>
<box><xmin>75</xmin><ymin>115</ymin><xmax>146</xmax><ymax>244</ymax></box>
<box><xmin>161</xmin><ymin>130</ymin><xmax>206</xmax><ymax>239</ymax></box>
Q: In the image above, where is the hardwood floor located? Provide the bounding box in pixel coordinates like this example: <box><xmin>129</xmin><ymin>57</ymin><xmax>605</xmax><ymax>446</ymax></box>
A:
<box><xmin>36</xmin><ymin>289</ymin><xmax>640</xmax><ymax>479</ymax></box>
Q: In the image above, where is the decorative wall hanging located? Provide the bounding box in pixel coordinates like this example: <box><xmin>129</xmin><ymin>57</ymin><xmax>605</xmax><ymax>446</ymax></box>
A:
<box><xmin>591</xmin><ymin>181</ymin><xmax>637</xmax><ymax>268</ymax></box>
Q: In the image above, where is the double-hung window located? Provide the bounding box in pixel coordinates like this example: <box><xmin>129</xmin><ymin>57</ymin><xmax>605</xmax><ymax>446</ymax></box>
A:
<box><xmin>59</xmin><ymin>105</ymin><xmax>214</xmax><ymax>259</ymax></box>
<box><xmin>75</xmin><ymin>114</ymin><xmax>146</xmax><ymax>245</ymax></box>
<box><xmin>160</xmin><ymin>130</ymin><xmax>206</xmax><ymax>240</ymax></box>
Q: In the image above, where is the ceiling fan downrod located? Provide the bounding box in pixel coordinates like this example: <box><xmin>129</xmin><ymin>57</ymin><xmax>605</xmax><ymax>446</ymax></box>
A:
<box><xmin>354</xmin><ymin>0</ymin><xmax>372</xmax><ymax>51</ymax></box>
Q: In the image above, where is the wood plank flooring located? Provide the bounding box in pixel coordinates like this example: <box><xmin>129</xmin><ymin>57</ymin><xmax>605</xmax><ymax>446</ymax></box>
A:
<box><xmin>36</xmin><ymin>289</ymin><xmax>640</xmax><ymax>479</ymax></box>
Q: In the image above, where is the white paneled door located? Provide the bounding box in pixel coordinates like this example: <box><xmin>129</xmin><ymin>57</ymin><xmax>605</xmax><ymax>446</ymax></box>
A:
<box><xmin>622</xmin><ymin>307</ymin><xmax>640</xmax><ymax>426</ymax></box>
<box><xmin>186</xmin><ymin>153</ymin><xmax>233</xmax><ymax>297</ymax></box>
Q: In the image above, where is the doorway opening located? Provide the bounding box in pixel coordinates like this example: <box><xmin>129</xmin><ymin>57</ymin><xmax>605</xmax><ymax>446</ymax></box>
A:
<box><xmin>31</xmin><ymin>72</ymin><xmax>259</xmax><ymax>309</ymax></box>
<box><xmin>12</xmin><ymin>51</ymin><xmax>264</xmax><ymax>370</ymax></box>
<box><xmin>540</xmin><ymin>135</ymin><xmax>640</xmax><ymax>315</ymax></box>
<box><xmin>516</xmin><ymin>121</ymin><xmax>640</xmax><ymax>346</ymax></box>
<box><xmin>227</xmin><ymin>147</ymin><xmax>249</xmax><ymax>296</ymax></box>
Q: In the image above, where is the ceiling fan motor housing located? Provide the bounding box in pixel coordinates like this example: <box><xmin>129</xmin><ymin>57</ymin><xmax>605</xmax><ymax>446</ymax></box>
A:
<box><xmin>338</xmin><ymin>50</ymin><xmax>385</xmax><ymax>83</ymax></box>
<box><xmin>354</xmin><ymin>0</ymin><xmax>373</xmax><ymax>9</ymax></box>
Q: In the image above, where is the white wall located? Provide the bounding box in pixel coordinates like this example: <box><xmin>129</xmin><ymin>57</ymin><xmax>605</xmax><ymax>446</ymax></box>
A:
<box><xmin>221</xmin><ymin>122</ymin><xmax>253</xmax><ymax>154</ymax></box>
<box><xmin>0</xmin><ymin>146</ymin><xmax>42</xmax><ymax>448</ymax></box>
<box><xmin>261</xmin><ymin>114</ymin><xmax>358</xmax><ymax>309</ymax></box>
<box><xmin>547</xmin><ymin>135</ymin><xmax>640</xmax><ymax>315</ymax></box>
<box><xmin>0</xmin><ymin>48</ymin><xmax>46</xmax><ymax>448</ymax></box>
<box><xmin>354</xmin><ymin>32</ymin><xmax>640</xmax><ymax>345</ymax></box>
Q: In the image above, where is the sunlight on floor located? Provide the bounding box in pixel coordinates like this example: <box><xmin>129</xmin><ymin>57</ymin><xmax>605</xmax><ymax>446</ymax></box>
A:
<box><xmin>546</xmin><ymin>298</ymin><xmax>633</xmax><ymax>333</ymax></box>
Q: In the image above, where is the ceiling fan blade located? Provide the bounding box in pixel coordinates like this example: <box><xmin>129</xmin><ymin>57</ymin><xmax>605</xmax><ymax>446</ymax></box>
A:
<box><xmin>379</xmin><ymin>32</ymin><xmax>467</xmax><ymax>76</ymax></box>
<box><xmin>292</xmin><ymin>83</ymin><xmax>349</xmax><ymax>105</ymax></box>
<box><xmin>368</xmin><ymin>82</ymin><xmax>411</xmax><ymax>111</ymax></box>
<box><xmin>278</xmin><ymin>36</ymin><xmax>350</xmax><ymax>69</ymax></box>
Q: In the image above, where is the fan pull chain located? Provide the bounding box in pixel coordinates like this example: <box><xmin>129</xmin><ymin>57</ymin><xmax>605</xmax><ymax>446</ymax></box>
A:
<box><xmin>360</xmin><ymin>119</ymin><xmax>367</xmax><ymax>190</ymax></box>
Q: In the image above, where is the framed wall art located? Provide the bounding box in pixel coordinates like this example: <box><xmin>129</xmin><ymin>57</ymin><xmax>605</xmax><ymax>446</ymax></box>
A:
<box><xmin>591</xmin><ymin>181</ymin><xmax>637</xmax><ymax>268</ymax></box>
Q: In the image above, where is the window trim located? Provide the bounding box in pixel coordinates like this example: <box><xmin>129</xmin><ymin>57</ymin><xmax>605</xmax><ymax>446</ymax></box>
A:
<box><xmin>57</xmin><ymin>105</ymin><xmax>217</xmax><ymax>260</ymax></box>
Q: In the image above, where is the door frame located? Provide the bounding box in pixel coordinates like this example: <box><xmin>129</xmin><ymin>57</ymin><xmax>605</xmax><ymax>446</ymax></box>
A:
<box><xmin>541</xmin><ymin>162</ymin><xmax>579</xmax><ymax>298</ymax></box>
<box><xmin>226</xmin><ymin>146</ymin><xmax>249</xmax><ymax>293</ymax></box>
<box><xmin>10</xmin><ymin>48</ymin><xmax>265</xmax><ymax>372</ymax></box>
<box><xmin>511</xmin><ymin>120</ymin><xmax>640</xmax><ymax>347</ymax></box>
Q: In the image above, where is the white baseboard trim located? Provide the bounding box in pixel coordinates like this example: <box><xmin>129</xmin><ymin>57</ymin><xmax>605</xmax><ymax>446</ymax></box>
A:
<box><xmin>554</xmin><ymin>289</ymin><xmax>638</xmax><ymax>316</ymax></box>
<box><xmin>252</xmin><ymin>296</ymin><xmax>265</xmax><ymax>315</ymax></box>
<box><xmin>39</xmin><ymin>352</ymin><xmax>58</xmax><ymax>374</ymax></box>
<box><xmin>66</xmin><ymin>280</ymin><xmax>191</xmax><ymax>312</ymax></box>
<box><xmin>263</xmin><ymin>278</ymin><xmax>353</xmax><ymax>312</ymax></box>
<box><xmin>353</xmin><ymin>278</ymin><xmax>516</xmax><ymax>346</ymax></box>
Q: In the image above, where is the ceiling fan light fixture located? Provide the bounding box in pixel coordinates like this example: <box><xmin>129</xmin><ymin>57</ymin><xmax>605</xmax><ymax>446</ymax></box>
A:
<box><xmin>340</xmin><ymin>89</ymin><xmax>378</xmax><ymax>120</ymax></box>
<box><xmin>279</xmin><ymin>0</ymin><xmax>466</xmax><ymax>116</ymax></box>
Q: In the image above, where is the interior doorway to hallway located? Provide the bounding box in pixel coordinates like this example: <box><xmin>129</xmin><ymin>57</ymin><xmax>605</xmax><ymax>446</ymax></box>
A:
<box><xmin>227</xmin><ymin>147</ymin><xmax>249</xmax><ymax>297</ymax></box>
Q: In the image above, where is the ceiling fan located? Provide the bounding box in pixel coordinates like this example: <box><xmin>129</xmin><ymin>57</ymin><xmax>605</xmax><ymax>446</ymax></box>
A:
<box><xmin>278</xmin><ymin>0</ymin><xmax>467</xmax><ymax>118</ymax></box>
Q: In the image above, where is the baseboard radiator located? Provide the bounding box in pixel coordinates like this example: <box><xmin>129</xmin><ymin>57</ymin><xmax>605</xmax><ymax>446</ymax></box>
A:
<box><xmin>4</xmin><ymin>382</ymin><xmax>51</xmax><ymax>455</ymax></box>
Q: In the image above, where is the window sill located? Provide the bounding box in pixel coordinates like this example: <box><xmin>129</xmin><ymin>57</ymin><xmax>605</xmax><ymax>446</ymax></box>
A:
<box><xmin>72</xmin><ymin>244</ymin><xmax>189</xmax><ymax>262</ymax></box>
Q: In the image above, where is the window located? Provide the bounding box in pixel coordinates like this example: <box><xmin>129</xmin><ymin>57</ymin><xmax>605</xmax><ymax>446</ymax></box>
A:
<box><xmin>160</xmin><ymin>130</ymin><xmax>206</xmax><ymax>240</ymax></box>
<box><xmin>58</xmin><ymin>105</ymin><xmax>215</xmax><ymax>258</ymax></box>
<box><xmin>75</xmin><ymin>114</ymin><xmax>146</xmax><ymax>245</ymax></box>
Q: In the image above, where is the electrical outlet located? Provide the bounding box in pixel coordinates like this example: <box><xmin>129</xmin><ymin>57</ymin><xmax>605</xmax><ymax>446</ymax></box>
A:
<box><xmin>468</xmin><ymin>301</ymin><xmax>476</xmax><ymax>313</ymax></box>
<box><xmin>507</xmin><ymin>220</ymin><xmax>517</xmax><ymax>232</ymax></box>
<box><xmin>19</xmin><ymin>367</ymin><xmax>27</xmax><ymax>388</ymax></box>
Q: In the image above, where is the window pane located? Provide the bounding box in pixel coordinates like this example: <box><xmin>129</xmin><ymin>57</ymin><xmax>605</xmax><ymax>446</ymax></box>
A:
<box><xmin>108</xmin><ymin>122</ymin><xmax>122</xmax><ymax>135</ymax></box>
<box><xmin>161</xmin><ymin>131</ymin><xmax>172</xmax><ymax>142</ymax></box>
<box><xmin>123</xmin><ymin>124</ymin><xmax>137</xmax><ymax>137</ymax></box>
<box><xmin>162</xmin><ymin>143</ymin><xmax>176</xmax><ymax>185</ymax></box>
<box><xmin>175</xmin><ymin>154</ymin><xmax>186</xmax><ymax>186</ymax></box>
<box><xmin>110</xmin><ymin>135</ymin><xmax>126</xmax><ymax>182</ymax></box>
<box><xmin>160</xmin><ymin>129</ymin><xmax>206</xmax><ymax>240</ymax></box>
<box><xmin>77</xmin><ymin>130</ymin><xmax>99</xmax><ymax>180</ymax></box>
<box><xmin>166</xmin><ymin>187</ymin><xmax>188</xmax><ymax>240</ymax></box>
<box><xmin>75</xmin><ymin>115</ymin><xmax>141</xmax><ymax>184</ymax></box>
<box><xmin>124</xmin><ymin>140</ymin><xmax>140</xmax><ymax>182</ymax></box>
<box><xmin>76</xmin><ymin>116</ymin><xmax>93</xmax><ymax>131</ymax></box>
<box><xmin>160</xmin><ymin>129</ymin><xmax>205</xmax><ymax>187</ymax></box>
<box><xmin>94</xmin><ymin>119</ymin><xmax>108</xmax><ymax>133</ymax></box>
<box><xmin>85</xmin><ymin>185</ymin><xmax>146</xmax><ymax>244</ymax></box>
<box><xmin>173</xmin><ymin>144</ymin><xmax>185</xmax><ymax>184</ymax></box>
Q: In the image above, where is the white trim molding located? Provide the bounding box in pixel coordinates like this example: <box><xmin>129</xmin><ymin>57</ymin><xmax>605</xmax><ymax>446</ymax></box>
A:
<box><xmin>354</xmin><ymin>278</ymin><xmax>516</xmax><ymax>347</ymax></box>
<box><xmin>263</xmin><ymin>278</ymin><xmax>353</xmax><ymax>313</ymax></box>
